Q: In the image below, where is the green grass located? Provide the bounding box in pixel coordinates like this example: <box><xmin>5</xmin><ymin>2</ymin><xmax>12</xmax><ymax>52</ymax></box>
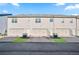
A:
<box><xmin>51</xmin><ymin>37</ymin><xmax>65</xmax><ymax>43</ymax></box>
<box><xmin>12</xmin><ymin>37</ymin><xmax>28</xmax><ymax>43</ymax></box>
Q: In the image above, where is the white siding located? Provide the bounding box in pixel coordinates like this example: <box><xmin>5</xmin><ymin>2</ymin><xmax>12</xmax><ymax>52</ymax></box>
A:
<box><xmin>7</xmin><ymin>17</ymin><xmax>77</xmax><ymax>37</ymax></box>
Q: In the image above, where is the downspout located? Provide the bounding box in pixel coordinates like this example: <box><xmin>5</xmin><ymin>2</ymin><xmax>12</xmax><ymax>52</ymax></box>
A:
<box><xmin>75</xmin><ymin>17</ymin><xmax>77</xmax><ymax>37</ymax></box>
<box><xmin>53</xmin><ymin>16</ymin><xmax>55</xmax><ymax>34</ymax></box>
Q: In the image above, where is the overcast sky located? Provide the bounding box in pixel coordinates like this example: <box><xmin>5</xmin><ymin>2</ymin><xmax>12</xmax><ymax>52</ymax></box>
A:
<box><xmin>0</xmin><ymin>3</ymin><xmax>79</xmax><ymax>15</ymax></box>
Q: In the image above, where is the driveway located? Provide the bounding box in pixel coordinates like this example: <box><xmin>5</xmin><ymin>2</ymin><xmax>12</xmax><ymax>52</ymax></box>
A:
<box><xmin>28</xmin><ymin>37</ymin><xmax>79</xmax><ymax>42</ymax></box>
<box><xmin>0</xmin><ymin>37</ymin><xmax>79</xmax><ymax>42</ymax></box>
<box><xmin>28</xmin><ymin>37</ymin><xmax>50</xmax><ymax>42</ymax></box>
<box><xmin>0</xmin><ymin>37</ymin><xmax>50</xmax><ymax>42</ymax></box>
<box><xmin>0</xmin><ymin>37</ymin><xmax>16</xmax><ymax>42</ymax></box>
<box><xmin>64</xmin><ymin>37</ymin><xmax>79</xmax><ymax>42</ymax></box>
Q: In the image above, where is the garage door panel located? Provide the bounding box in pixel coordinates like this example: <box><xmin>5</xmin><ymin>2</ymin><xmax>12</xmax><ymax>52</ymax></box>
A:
<box><xmin>8</xmin><ymin>29</ymin><xmax>23</xmax><ymax>37</ymax></box>
<box><xmin>31</xmin><ymin>29</ymin><xmax>48</xmax><ymax>37</ymax></box>
<box><xmin>77</xmin><ymin>30</ymin><xmax>79</xmax><ymax>36</ymax></box>
<box><xmin>56</xmin><ymin>29</ymin><xmax>71</xmax><ymax>37</ymax></box>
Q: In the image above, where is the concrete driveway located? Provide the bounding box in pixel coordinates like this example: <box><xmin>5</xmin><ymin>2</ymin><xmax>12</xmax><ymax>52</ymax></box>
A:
<box><xmin>0</xmin><ymin>37</ymin><xmax>79</xmax><ymax>42</ymax></box>
<box><xmin>0</xmin><ymin>37</ymin><xmax>16</xmax><ymax>42</ymax></box>
<box><xmin>28</xmin><ymin>37</ymin><xmax>50</xmax><ymax>42</ymax></box>
<box><xmin>28</xmin><ymin>37</ymin><xmax>79</xmax><ymax>42</ymax></box>
<box><xmin>0</xmin><ymin>37</ymin><xmax>51</xmax><ymax>42</ymax></box>
<box><xmin>64</xmin><ymin>37</ymin><xmax>79</xmax><ymax>42</ymax></box>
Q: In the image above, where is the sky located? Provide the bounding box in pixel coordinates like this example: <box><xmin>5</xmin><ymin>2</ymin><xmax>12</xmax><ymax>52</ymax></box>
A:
<box><xmin>0</xmin><ymin>3</ymin><xmax>79</xmax><ymax>15</ymax></box>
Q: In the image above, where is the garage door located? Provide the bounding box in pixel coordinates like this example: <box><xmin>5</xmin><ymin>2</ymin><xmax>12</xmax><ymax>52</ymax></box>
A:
<box><xmin>56</xmin><ymin>29</ymin><xmax>71</xmax><ymax>37</ymax></box>
<box><xmin>31</xmin><ymin>29</ymin><xmax>49</xmax><ymax>37</ymax></box>
<box><xmin>8</xmin><ymin>29</ymin><xmax>24</xmax><ymax>37</ymax></box>
<box><xmin>77</xmin><ymin>30</ymin><xmax>79</xmax><ymax>36</ymax></box>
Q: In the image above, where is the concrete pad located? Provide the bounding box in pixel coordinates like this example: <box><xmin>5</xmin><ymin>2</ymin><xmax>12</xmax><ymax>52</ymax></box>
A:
<box><xmin>0</xmin><ymin>37</ymin><xmax>16</xmax><ymax>42</ymax></box>
<box><xmin>64</xmin><ymin>37</ymin><xmax>79</xmax><ymax>42</ymax></box>
<box><xmin>28</xmin><ymin>37</ymin><xmax>51</xmax><ymax>42</ymax></box>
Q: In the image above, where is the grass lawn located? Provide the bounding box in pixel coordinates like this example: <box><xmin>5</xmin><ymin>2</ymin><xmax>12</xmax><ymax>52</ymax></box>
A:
<box><xmin>51</xmin><ymin>37</ymin><xmax>65</xmax><ymax>43</ymax></box>
<box><xmin>12</xmin><ymin>37</ymin><xmax>29</xmax><ymax>43</ymax></box>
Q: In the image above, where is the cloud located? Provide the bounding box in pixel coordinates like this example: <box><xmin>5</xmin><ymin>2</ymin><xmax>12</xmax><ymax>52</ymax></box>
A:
<box><xmin>2</xmin><ymin>10</ymin><xmax>8</xmax><ymax>13</ymax></box>
<box><xmin>0</xmin><ymin>0</ymin><xmax>78</xmax><ymax>3</ymax></box>
<box><xmin>11</xmin><ymin>3</ymin><xmax>20</xmax><ymax>7</ymax></box>
<box><xmin>65</xmin><ymin>4</ymin><xmax>79</xmax><ymax>10</ymax></box>
<box><xmin>71</xmin><ymin>13</ymin><xmax>79</xmax><ymax>15</ymax></box>
<box><xmin>55</xmin><ymin>3</ymin><xmax>65</xmax><ymax>6</ymax></box>
<box><xmin>0</xmin><ymin>3</ymin><xmax>20</xmax><ymax>7</ymax></box>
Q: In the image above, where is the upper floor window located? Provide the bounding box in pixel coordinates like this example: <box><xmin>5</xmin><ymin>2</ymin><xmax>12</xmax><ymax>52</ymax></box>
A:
<box><xmin>62</xmin><ymin>21</ymin><xmax>64</xmax><ymax>23</ymax></box>
<box><xmin>12</xmin><ymin>18</ymin><xmax>17</xmax><ymax>23</ymax></box>
<box><xmin>50</xmin><ymin>18</ymin><xmax>53</xmax><ymax>22</ymax></box>
<box><xmin>35</xmin><ymin>18</ymin><xmax>41</xmax><ymax>23</ymax></box>
<box><xmin>70</xmin><ymin>20</ymin><xmax>73</xmax><ymax>23</ymax></box>
<box><xmin>61</xmin><ymin>19</ymin><xmax>64</xmax><ymax>23</ymax></box>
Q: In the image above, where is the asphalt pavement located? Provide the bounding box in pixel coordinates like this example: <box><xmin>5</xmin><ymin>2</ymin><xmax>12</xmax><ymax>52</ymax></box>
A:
<box><xmin>0</xmin><ymin>42</ymin><xmax>79</xmax><ymax>55</ymax></box>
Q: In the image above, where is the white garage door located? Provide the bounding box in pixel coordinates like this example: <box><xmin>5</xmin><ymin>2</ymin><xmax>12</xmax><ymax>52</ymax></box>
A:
<box><xmin>77</xmin><ymin>30</ymin><xmax>79</xmax><ymax>36</ymax></box>
<box><xmin>8</xmin><ymin>29</ymin><xmax>24</xmax><ymax>37</ymax></box>
<box><xmin>56</xmin><ymin>29</ymin><xmax>71</xmax><ymax>37</ymax></box>
<box><xmin>31</xmin><ymin>29</ymin><xmax>49</xmax><ymax>37</ymax></box>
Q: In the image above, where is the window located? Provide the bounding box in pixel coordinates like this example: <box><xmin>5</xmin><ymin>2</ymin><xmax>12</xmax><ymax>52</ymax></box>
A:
<box><xmin>61</xmin><ymin>19</ymin><xmax>64</xmax><ymax>23</ymax></box>
<box><xmin>50</xmin><ymin>18</ymin><xmax>53</xmax><ymax>22</ymax></box>
<box><xmin>62</xmin><ymin>21</ymin><xmax>64</xmax><ymax>23</ymax></box>
<box><xmin>12</xmin><ymin>18</ymin><xmax>17</xmax><ymax>23</ymax></box>
<box><xmin>70</xmin><ymin>20</ymin><xmax>73</xmax><ymax>23</ymax></box>
<box><xmin>35</xmin><ymin>18</ymin><xmax>41</xmax><ymax>23</ymax></box>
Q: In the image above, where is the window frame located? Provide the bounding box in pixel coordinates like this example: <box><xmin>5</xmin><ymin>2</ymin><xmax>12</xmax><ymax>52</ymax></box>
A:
<box><xmin>70</xmin><ymin>19</ymin><xmax>73</xmax><ymax>23</ymax></box>
<box><xmin>12</xmin><ymin>18</ymin><xmax>17</xmax><ymax>23</ymax></box>
<box><xmin>62</xmin><ymin>20</ymin><xmax>64</xmax><ymax>23</ymax></box>
<box><xmin>35</xmin><ymin>18</ymin><xmax>41</xmax><ymax>23</ymax></box>
<box><xmin>50</xmin><ymin>18</ymin><xmax>53</xmax><ymax>22</ymax></box>
<box><xmin>61</xmin><ymin>19</ymin><xmax>64</xmax><ymax>23</ymax></box>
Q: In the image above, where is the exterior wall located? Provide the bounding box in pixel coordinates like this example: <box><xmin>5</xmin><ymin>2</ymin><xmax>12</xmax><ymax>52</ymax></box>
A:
<box><xmin>7</xmin><ymin>18</ymin><xmax>29</xmax><ymax>37</ymax></box>
<box><xmin>0</xmin><ymin>16</ymin><xmax>7</xmax><ymax>34</ymax></box>
<box><xmin>77</xmin><ymin>18</ymin><xmax>79</xmax><ymax>36</ymax></box>
<box><xmin>7</xmin><ymin>18</ymin><xmax>54</xmax><ymax>37</ymax></box>
<box><xmin>53</xmin><ymin>18</ymin><xmax>76</xmax><ymax>37</ymax></box>
<box><xmin>7</xmin><ymin>17</ymin><xmax>77</xmax><ymax>37</ymax></box>
<box><xmin>54</xmin><ymin>18</ymin><xmax>76</xmax><ymax>29</ymax></box>
<box><xmin>29</xmin><ymin>18</ymin><xmax>54</xmax><ymax>29</ymax></box>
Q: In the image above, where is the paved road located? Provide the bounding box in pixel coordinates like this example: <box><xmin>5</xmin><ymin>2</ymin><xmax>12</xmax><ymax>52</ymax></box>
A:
<box><xmin>0</xmin><ymin>42</ymin><xmax>79</xmax><ymax>55</ymax></box>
